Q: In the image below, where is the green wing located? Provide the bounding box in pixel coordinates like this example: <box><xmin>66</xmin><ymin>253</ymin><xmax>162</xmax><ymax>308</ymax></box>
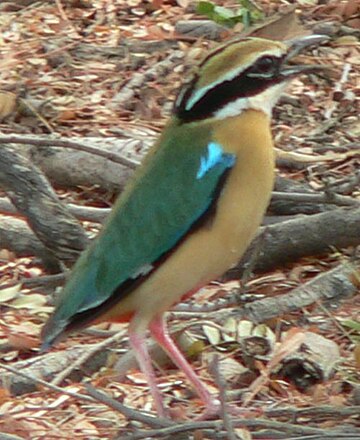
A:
<box><xmin>42</xmin><ymin>120</ymin><xmax>235</xmax><ymax>346</ymax></box>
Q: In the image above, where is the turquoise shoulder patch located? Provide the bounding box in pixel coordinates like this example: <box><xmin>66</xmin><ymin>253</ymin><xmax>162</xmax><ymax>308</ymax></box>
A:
<box><xmin>196</xmin><ymin>142</ymin><xmax>235</xmax><ymax>179</ymax></box>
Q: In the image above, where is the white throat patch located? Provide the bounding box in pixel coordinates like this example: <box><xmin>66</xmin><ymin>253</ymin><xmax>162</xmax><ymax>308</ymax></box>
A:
<box><xmin>214</xmin><ymin>82</ymin><xmax>288</xmax><ymax>119</ymax></box>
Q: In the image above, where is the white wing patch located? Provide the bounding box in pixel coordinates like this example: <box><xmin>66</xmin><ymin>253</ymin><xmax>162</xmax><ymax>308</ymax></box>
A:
<box><xmin>131</xmin><ymin>263</ymin><xmax>154</xmax><ymax>279</ymax></box>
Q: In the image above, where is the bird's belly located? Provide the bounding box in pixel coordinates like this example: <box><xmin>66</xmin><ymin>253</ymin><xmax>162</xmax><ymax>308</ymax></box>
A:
<box><xmin>104</xmin><ymin>169</ymin><xmax>273</xmax><ymax>332</ymax></box>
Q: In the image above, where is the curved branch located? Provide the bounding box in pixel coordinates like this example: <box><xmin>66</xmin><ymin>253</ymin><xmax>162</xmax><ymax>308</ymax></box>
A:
<box><xmin>0</xmin><ymin>145</ymin><xmax>88</xmax><ymax>261</ymax></box>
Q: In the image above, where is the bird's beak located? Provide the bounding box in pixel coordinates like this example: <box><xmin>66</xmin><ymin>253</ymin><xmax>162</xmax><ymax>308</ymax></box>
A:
<box><xmin>281</xmin><ymin>34</ymin><xmax>330</xmax><ymax>77</ymax></box>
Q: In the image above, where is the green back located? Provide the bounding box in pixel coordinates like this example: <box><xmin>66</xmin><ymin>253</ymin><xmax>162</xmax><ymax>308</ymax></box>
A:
<box><xmin>42</xmin><ymin>119</ymin><xmax>235</xmax><ymax>346</ymax></box>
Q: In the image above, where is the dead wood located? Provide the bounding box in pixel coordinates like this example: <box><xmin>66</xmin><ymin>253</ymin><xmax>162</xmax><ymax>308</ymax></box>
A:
<box><xmin>276</xmin><ymin>332</ymin><xmax>340</xmax><ymax>390</ymax></box>
<box><xmin>0</xmin><ymin>145</ymin><xmax>88</xmax><ymax>262</ymax></box>
<box><xmin>227</xmin><ymin>206</ymin><xmax>360</xmax><ymax>279</ymax></box>
<box><xmin>41</xmin><ymin>35</ymin><xmax>181</xmax><ymax>70</ymax></box>
<box><xmin>112</xmin><ymin>51</ymin><xmax>184</xmax><ymax>108</ymax></box>
<box><xmin>69</xmin><ymin>39</ymin><xmax>181</xmax><ymax>60</ymax></box>
<box><xmin>269</xmin><ymin>176</ymin><xmax>356</xmax><ymax>215</ymax></box>
<box><xmin>0</xmin><ymin>345</ymin><xmax>112</xmax><ymax>396</ymax></box>
<box><xmin>266</xmin><ymin>404</ymin><xmax>360</xmax><ymax>421</ymax></box>
<box><xmin>0</xmin><ymin>197</ymin><xmax>109</xmax><ymax>223</ymax></box>
<box><xmin>0</xmin><ymin>433</ymin><xmax>25</xmax><ymax>440</ymax></box>
<box><xmin>114</xmin><ymin>416</ymin><xmax>360</xmax><ymax>440</ymax></box>
<box><xmin>1</xmin><ymin>205</ymin><xmax>359</xmax><ymax>280</ymax></box>
<box><xmin>175</xmin><ymin>258</ymin><xmax>359</xmax><ymax>323</ymax></box>
<box><xmin>0</xmin><ymin>216</ymin><xmax>62</xmax><ymax>271</ymax></box>
<box><xmin>175</xmin><ymin>20</ymin><xmax>230</xmax><ymax>41</ymax></box>
<box><xmin>231</xmin><ymin>260</ymin><xmax>359</xmax><ymax>323</ymax></box>
<box><xmin>0</xmin><ymin>136</ymin><xmax>358</xmax><ymax>275</ymax></box>
<box><xmin>1</xmin><ymin>133</ymin><xmax>353</xmax><ymax>200</ymax></box>
<box><xmin>0</xmin><ymin>133</ymin><xmax>356</xmax><ymax>214</ymax></box>
<box><xmin>2</xmin><ymin>133</ymin><xmax>150</xmax><ymax>191</ymax></box>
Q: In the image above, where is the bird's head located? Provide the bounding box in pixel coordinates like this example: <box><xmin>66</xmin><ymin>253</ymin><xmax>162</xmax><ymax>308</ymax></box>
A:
<box><xmin>174</xmin><ymin>35</ymin><xmax>328</xmax><ymax>122</ymax></box>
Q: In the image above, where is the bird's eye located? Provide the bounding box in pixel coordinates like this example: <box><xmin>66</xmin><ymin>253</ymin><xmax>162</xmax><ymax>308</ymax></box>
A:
<box><xmin>248</xmin><ymin>55</ymin><xmax>277</xmax><ymax>77</ymax></box>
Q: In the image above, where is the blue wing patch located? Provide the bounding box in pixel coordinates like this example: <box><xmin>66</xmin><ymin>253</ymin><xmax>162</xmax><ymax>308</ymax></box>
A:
<box><xmin>197</xmin><ymin>142</ymin><xmax>235</xmax><ymax>180</ymax></box>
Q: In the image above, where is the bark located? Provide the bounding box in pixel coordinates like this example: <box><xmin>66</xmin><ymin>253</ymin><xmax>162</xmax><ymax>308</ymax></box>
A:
<box><xmin>10</xmin><ymin>134</ymin><xmax>149</xmax><ymax>191</ymax></box>
<box><xmin>232</xmin><ymin>261</ymin><xmax>359</xmax><ymax>323</ymax></box>
<box><xmin>227</xmin><ymin>206</ymin><xmax>360</xmax><ymax>279</ymax></box>
<box><xmin>175</xmin><ymin>20</ymin><xmax>230</xmax><ymax>41</ymax></box>
<box><xmin>0</xmin><ymin>197</ymin><xmax>109</xmax><ymax>223</ymax></box>
<box><xmin>0</xmin><ymin>145</ymin><xmax>88</xmax><ymax>262</ymax></box>
<box><xmin>270</xmin><ymin>176</ymin><xmax>335</xmax><ymax>215</ymax></box>
<box><xmin>0</xmin><ymin>135</ymin><xmax>358</xmax><ymax>270</ymax></box>
<box><xmin>1</xmin><ymin>134</ymin><xmax>356</xmax><ymax>214</ymax></box>
<box><xmin>0</xmin><ymin>346</ymin><xmax>111</xmax><ymax>396</ymax></box>
<box><xmin>2</xmin><ymin>206</ymin><xmax>360</xmax><ymax>278</ymax></box>
<box><xmin>0</xmin><ymin>216</ymin><xmax>60</xmax><ymax>271</ymax></box>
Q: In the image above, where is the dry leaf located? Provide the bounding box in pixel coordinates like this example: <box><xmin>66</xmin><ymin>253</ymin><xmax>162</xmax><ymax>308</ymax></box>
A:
<box><xmin>10</xmin><ymin>293</ymin><xmax>47</xmax><ymax>309</ymax></box>
<box><xmin>271</xmin><ymin>328</ymin><xmax>306</xmax><ymax>367</ymax></box>
<box><xmin>203</xmin><ymin>324</ymin><xmax>221</xmax><ymax>346</ymax></box>
<box><xmin>176</xmin><ymin>0</ymin><xmax>190</xmax><ymax>7</ymax></box>
<box><xmin>0</xmin><ymin>284</ymin><xmax>22</xmax><ymax>303</ymax></box>
<box><xmin>0</xmin><ymin>91</ymin><xmax>17</xmax><ymax>119</ymax></box>
<box><xmin>354</xmin><ymin>343</ymin><xmax>360</xmax><ymax>369</ymax></box>
<box><xmin>223</xmin><ymin>316</ymin><xmax>239</xmax><ymax>341</ymax></box>
<box><xmin>247</xmin><ymin>6</ymin><xmax>308</xmax><ymax>41</ymax></box>
<box><xmin>0</xmin><ymin>388</ymin><xmax>10</xmax><ymax>405</ymax></box>
<box><xmin>58</xmin><ymin>109</ymin><xmax>77</xmax><ymax>121</ymax></box>
<box><xmin>7</xmin><ymin>333</ymin><xmax>39</xmax><ymax>350</ymax></box>
<box><xmin>235</xmin><ymin>428</ymin><xmax>253</xmax><ymax>440</ymax></box>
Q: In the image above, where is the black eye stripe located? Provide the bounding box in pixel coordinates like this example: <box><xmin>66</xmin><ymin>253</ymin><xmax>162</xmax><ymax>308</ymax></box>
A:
<box><xmin>174</xmin><ymin>53</ymin><xmax>286</xmax><ymax>122</ymax></box>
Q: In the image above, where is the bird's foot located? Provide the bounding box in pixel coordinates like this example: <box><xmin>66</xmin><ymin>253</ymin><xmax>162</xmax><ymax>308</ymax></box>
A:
<box><xmin>194</xmin><ymin>398</ymin><xmax>221</xmax><ymax>421</ymax></box>
<box><xmin>152</xmin><ymin>393</ymin><xmax>171</xmax><ymax>419</ymax></box>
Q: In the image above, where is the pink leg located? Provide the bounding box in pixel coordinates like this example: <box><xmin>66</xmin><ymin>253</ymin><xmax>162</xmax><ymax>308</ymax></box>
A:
<box><xmin>128</xmin><ymin>329</ymin><xmax>166</xmax><ymax>417</ymax></box>
<box><xmin>149</xmin><ymin>316</ymin><xmax>219</xmax><ymax>416</ymax></box>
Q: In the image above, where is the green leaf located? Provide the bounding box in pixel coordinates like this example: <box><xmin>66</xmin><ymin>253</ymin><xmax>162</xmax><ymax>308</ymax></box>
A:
<box><xmin>213</xmin><ymin>6</ymin><xmax>237</xmax><ymax>19</ymax></box>
<box><xmin>196</xmin><ymin>1</ymin><xmax>215</xmax><ymax>15</ymax></box>
<box><xmin>341</xmin><ymin>319</ymin><xmax>360</xmax><ymax>332</ymax></box>
<box><xmin>197</xmin><ymin>0</ymin><xmax>264</xmax><ymax>28</ymax></box>
<box><xmin>241</xmin><ymin>8</ymin><xmax>251</xmax><ymax>28</ymax></box>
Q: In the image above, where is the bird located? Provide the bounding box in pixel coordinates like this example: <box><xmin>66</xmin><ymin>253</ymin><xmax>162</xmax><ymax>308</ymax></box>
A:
<box><xmin>41</xmin><ymin>35</ymin><xmax>327</xmax><ymax>418</ymax></box>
